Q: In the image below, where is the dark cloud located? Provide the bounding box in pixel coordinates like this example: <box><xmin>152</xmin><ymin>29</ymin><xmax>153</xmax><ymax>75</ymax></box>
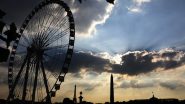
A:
<box><xmin>43</xmin><ymin>51</ymin><xmax>110</xmax><ymax>73</ymax></box>
<box><xmin>7</xmin><ymin>48</ymin><xmax>185</xmax><ymax>78</ymax></box>
<box><xmin>161</xmin><ymin>51</ymin><xmax>178</xmax><ymax>58</ymax></box>
<box><xmin>69</xmin><ymin>52</ymin><xmax>110</xmax><ymax>73</ymax></box>
<box><xmin>118</xmin><ymin>79</ymin><xmax>185</xmax><ymax>90</ymax></box>
<box><xmin>46</xmin><ymin>49</ymin><xmax>185</xmax><ymax>76</ymax></box>
<box><xmin>118</xmin><ymin>80</ymin><xmax>154</xmax><ymax>89</ymax></box>
<box><xmin>160</xmin><ymin>80</ymin><xmax>185</xmax><ymax>90</ymax></box>
<box><xmin>76</xmin><ymin>82</ymin><xmax>101</xmax><ymax>91</ymax></box>
<box><xmin>0</xmin><ymin>0</ymin><xmax>41</xmax><ymax>25</ymax></box>
<box><xmin>2</xmin><ymin>49</ymin><xmax>185</xmax><ymax>87</ymax></box>
<box><xmin>71</xmin><ymin>71</ymin><xmax>99</xmax><ymax>79</ymax></box>
<box><xmin>111</xmin><ymin>49</ymin><xmax>185</xmax><ymax>75</ymax></box>
<box><xmin>0</xmin><ymin>0</ymin><xmax>112</xmax><ymax>35</ymax></box>
<box><xmin>71</xmin><ymin>0</ymin><xmax>113</xmax><ymax>35</ymax></box>
<box><xmin>112</xmin><ymin>51</ymin><xmax>158</xmax><ymax>75</ymax></box>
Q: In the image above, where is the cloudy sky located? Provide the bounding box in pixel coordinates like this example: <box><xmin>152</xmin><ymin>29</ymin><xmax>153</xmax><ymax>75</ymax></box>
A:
<box><xmin>1</xmin><ymin>0</ymin><xmax>185</xmax><ymax>103</ymax></box>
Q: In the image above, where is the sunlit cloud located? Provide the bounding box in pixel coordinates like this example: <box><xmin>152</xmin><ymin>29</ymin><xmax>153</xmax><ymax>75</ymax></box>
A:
<box><xmin>127</xmin><ymin>0</ymin><xmax>151</xmax><ymax>13</ymax></box>
<box><xmin>127</xmin><ymin>7</ymin><xmax>142</xmax><ymax>13</ymax></box>
<box><xmin>65</xmin><ymin>0</ymin><xmax>114</xmax><ymax>36</ymax></box>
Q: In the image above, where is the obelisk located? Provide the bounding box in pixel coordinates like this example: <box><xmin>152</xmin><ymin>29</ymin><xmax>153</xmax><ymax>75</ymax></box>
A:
<box><xmin>110</xmin><ymin>74</ymin><xmax>114</xmax><ymax>104</ymax></box>
<box><xmin>73</xmin><ymin>85</ymin><xmax>77</xmax><ymax>104</ymax></box>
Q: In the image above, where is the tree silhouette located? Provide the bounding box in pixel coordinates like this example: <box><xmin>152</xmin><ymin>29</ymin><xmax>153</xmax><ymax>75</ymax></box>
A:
<box><xmin>106</xmin><ymin>0</ymin><xmax>115</xmax><ymax>4</ymax></box>
<box><xmin>0</xmin><ymin>9</ymin><xmax>18</xmax><ymax>62</ymax></box>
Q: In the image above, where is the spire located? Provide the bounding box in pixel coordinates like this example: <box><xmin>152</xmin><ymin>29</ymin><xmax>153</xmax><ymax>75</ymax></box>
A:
<box><xmin>79</xmin><ymin>91</ymin><xmax>83</xmax><ymax>104</ymax></box>
<box><xmin>73</xmin><ymin>85</ymin><xmax>77</xmax><ymax>104</ymax></box>
<box><xmin>110</xmin><ymin>74</ymin><xmax>114</xmax><ymax>104</ymax></box>
<box><xmin>152</xmin><ymin>92</ymin><xmax>154</xmax><ymax>98</ymax></box>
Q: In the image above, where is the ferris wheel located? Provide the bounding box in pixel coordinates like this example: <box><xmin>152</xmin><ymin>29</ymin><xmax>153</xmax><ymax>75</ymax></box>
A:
<box><xmin>7</xmin><ymin>0</ymin><xmax>75</xmax><ymax>103</ymax></box>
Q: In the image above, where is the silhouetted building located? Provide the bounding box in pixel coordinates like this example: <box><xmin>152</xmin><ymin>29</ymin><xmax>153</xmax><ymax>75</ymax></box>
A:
<box><xmin>79</xmin><ymin>91</ymin><xmax>83</xmax><ymax>104</ymax></box>
<box><xmin>63</xmin><ymin>98</ymin><xmax>74</xmax><ymax>104</ymax></box>
<box><xmin>80</xmin><ymin>101</ymin><xmax>93</xmax><ymax>104</ymax></box>
<box><xmin>0</xmin><ymin>10</ymin><xmax>9</xmax><ymax>62</ymax></box>
<box><xmin>111</xmin><ymin>94</ymin><xmax>182</xmax><ymax>104</ymax></box>
<box><xmin>73</xmin><ymin>85</ymin><xmax>77</xmax><ymax>104</ymax></box>
<box><xmin>110</xmin><ymin>74</ymin><xmax>114</xmax><ymax>104</ymax></box>
<box><xmin>0</xmin><ymin>99</ymin><xmax>7</xmax><ymax>104</ymax></box>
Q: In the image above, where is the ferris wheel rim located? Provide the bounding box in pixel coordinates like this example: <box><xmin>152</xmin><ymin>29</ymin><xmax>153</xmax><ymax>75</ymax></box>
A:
<box><xmin>7</xmin><ymin>0</ymin><xmax>75</xmax><ymax>102</ymax></box>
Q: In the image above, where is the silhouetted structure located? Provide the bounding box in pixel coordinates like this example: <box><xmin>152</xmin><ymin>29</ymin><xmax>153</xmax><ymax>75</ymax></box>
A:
<box><xmin>0</xmin><ymin>10</ymin><xmax>18</xmax><ymax>62</ymax></box>
<box><xmin>0</xmin><ymin>9</ymin><xmax>9</xmax><ymax>62</ymax></box>
<box><xmin>0</xmin><ymin>99</ymin><xmax>6</xmax><ymax>104</ymax></box>
<box><xmin>0</xmin><ymin>10</ymin><xmax>18</xmax><ymax>48</ymax></box>
<box><xmin>7</xmin><ymin>0</ymin><xmax>75</xmax><ymax>102</ymax></box>
<box><xmin>110</xmin><ymin>74</ymin><xmax>114</xmax><ymax>104</ymax></box>
<box><xmin>79</xmin><ymin>91</ymin><xmax>83</xmax><ymax>104</ymax></box>
<box><xmin>78</xmin><ymin>0</ymin><xmax>82</xmax><ymax>3</ymax></box>
<box><xmin>106</xmin><ymin>0</ymin><xmax>115</xmax><ymax>4</ymax></box>
<box><xmin>63</xmin><ymin>98</ymin><xmax>74</xmax><ymax>104</ymax></box>
<box><xmin>73</xmin><ymin>85</ymin><xmax>77</xmax><ymax>104</ymax></box>
<box><xmin>4</xmin><ymin>22</ymin><xmax>19</xmax><ymax>48</ymax></box>
<box><xmin>106</xmin><ymin>94</ymin><xmax>185</xmax><ymax>104</ymax></box>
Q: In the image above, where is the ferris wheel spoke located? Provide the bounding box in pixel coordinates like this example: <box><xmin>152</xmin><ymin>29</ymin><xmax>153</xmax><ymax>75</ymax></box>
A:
<box><xmin>41</xmin><ymin>12</ymin><xmax>67</xmax><ymax>39</ymax></box>
<box><xmin>26</xmin><ymin>60</ymin><xmax>34</xmax><ymax>100</ymax></box>
<box><xmin>38</xmin><ymin>72</ymin><xmax>44</xmax><ymax>101</ymax></box>
<box><xmin>25</xmin><ymin>16</ymin><xmax>43</xmax><ymax>44</ymax></box>
<box><xmin>37</xmin><ymin>9</ymin><xmax>47</xmax><ymax>35</ymax></box>
<box><xmin>46</xmin><ymin>16</ymin><xmax>68</xmax><ymax>40</ymax></box>
<box><xmin>45</xmin><ymin>29</ymin><xmax>69</xmax><ymax>47</ymax></box>
<box><xmin>39</xmin><ymin>5</ymin><xmax>50</xmax><ymax>28</ymax></box>
<box><xmin>44</xmin><ymin>43</ymin><xmax>68</xmax><ymax>51</ymax></box>
<box><xmin>44</xmin><ymin>15</ymin><xmax>68</xmax><ymax>39</ymax></box>
<box><xmin>42</xmin><ymin>62</ymin><xmax>59</xmax><ymax>79</ymax></box>
<box><xmin>15</xmin><ymin>76</ymin><xmax>24</xmax><ymax>99</ymax></box>
<box><xmin>30</xmin><ymin>59</ymin><xmax>37</xmax><ymax>100</ymax></box>
<box><xmin>8</xmin><ymin>55</ymin><xmax>28</xmax><ymax>100</ymax></box>
<box><xmin>37</xmin><ymin>6</ymin><xmax>56</xmax><ymax>43</ymax></box>
<box><xmin>22</xmin><ymin>57</ymin><xmax>31</xmax><ymax>100</ymax></box>
<box><xmin>48</xmin><ymin>71</ymin><xmax>59</xmax><ymax>79</ymax></box>
<box><xmin>41</xmin><ymin>60</ymin><xmax>51</xmax><ymax>102</ymax></box>
<box><xmin>23</xmin><ymin>17</ymin><xmax>40</xmax><ymax>44</ymax></box>
<box><xmin>37</xmin><ymin>70</ymin><xmax>42</xmax><ymax>101</ymax></box>
<box><xmin>40</xmin><ymin>17</ymin><xmax>54</xmax><ymax>39</ymax></box>
<box><xmin>32</xmin><ymin>58</ymin><xmax>40</xmax><ymax>102</ymax></box>
<box><xmin>47</xmin><ymin>24</ymin><xmax>69</xmax><ymax>43</ymax></box>
<box><xmin>39</xmin><ymin>6</ymin><xmax>66</xmax><ymax>42</ymax></box>
<box><xmin>42</xmin><ymin>58</ymin><xmax>59</xmax><ymax>79</ymax></box>
<box><xmin>14</xmin><ymin>55</ymin><xmax>26</xmax><ymax>68</ymax></box>
<box><xmin>20</xmin><ymin>34</ymin><xmax>31</xmax><ymax>45</ymax></box>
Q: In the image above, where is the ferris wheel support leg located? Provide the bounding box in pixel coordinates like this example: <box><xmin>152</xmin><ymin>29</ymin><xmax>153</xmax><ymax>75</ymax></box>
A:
<box><xmin>7</xmin><ymin>56</ymin><xmax>28</xmax><ymax>101</ymax></box>
<box><xmin>41</xmin><ymin>61</ymin><xmax>51</xmax><ymax>103</ymax></box>
<box><xmin>22</xmin><ymin>56</ymin><xmax>31</xmax><ymax>100</ymax></box>
<box><xmin>32</xmin><ymin>58</ymin><xmax>40</xmax><ymax>103</ymax></box>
